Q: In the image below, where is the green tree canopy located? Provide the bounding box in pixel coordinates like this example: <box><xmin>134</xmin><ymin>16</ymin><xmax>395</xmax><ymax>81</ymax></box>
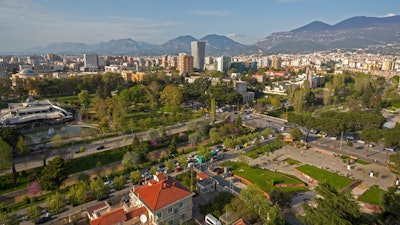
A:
<box><xmin>298</xmin><ymin>183</ymin><xmax>361</xmax><ymax>225</ymax></box>
<box><xmin>90</xmin><ymin>178</ymin><xmax>109</xmax><ymax>201</ymax></box>
<box><xmin>39</xmin><ymin>157</ymin><xmax>69</xmax><ymax>191</ymax></box>
<box><xmin>160</xmin><ymin>84</ymin><xmax>182</xmax><ymax>115</ymax></box>
<box><xmin>46</xmin><ymin>191</ymin><xmax>66</xmax><ymax>215</ymax></box>
<box><xmin>122</xmin><ymin>151</ymin><xmax>140</xmax><ymax>170</ymax></box>
<box><xmin>380</xmin><ymin>186</ymin><xmax>400</xmax><ymax>224</ymax></box>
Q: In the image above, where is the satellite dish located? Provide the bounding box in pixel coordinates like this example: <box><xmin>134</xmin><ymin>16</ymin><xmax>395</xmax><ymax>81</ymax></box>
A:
<box><xmin>140</xmin><ymin>214</ymin><xmax>148</xmax><ymax>223</ymax></box>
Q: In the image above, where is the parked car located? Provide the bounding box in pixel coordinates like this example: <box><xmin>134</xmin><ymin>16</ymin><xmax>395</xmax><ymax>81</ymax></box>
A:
<box><xmin>35</xmin><ymin>216</ymin><xmax>52</xmax><ymax>225</ymax></box>
<box><xmin>213</xmin><ymin>168</ymin><xmax>223</xmax><ymax>175</ymax></box>
<box><xmin>385</xmin><ymin>147</ymin><xmax>395</xmax><ymax>152</ymax></box>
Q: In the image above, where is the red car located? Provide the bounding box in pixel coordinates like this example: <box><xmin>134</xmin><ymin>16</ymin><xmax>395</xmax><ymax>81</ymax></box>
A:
<box><xmin>213</xmin><ymin>168</ymin><xmax>223</xmax><ymax>175</ymax></box>
<box><xmin>175</xmin><ymin>167</ymin><xmax>182</xmax><ymax>172</ymax></box>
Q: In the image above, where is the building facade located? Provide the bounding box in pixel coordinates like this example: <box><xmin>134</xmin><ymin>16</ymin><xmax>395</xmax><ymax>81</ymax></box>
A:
<box><xmin>177</xmin><ymin>53</ymin><xmax>194</xmax><ymax>75</ymax></box>
<box><xmin>191</xmin><ymin>41</ymin><xmax>206</xmax><ymax>72</ymax></box>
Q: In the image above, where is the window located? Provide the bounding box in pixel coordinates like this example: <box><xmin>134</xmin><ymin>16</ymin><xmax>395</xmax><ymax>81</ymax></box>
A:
<box><xmin>168</xmin><ymin>219</ymin><xmax>174</xmax><ymax>225</ymax></box>
<box><xmin>156</xmin><ymin>212</ymin><xmax>162</xmax><ymax>219</ymax></box>
<box><xmin>180</xmin><ymin>213</ymin><xmax>185</xmax><ymax>220</ymax></box>
<box><xmin>179</xmin><ymin>202</ymin><xmax>184</xmax><ymax>209</ymax></box>
<box><xmin>168</xmin><ymin>207</ymin><xmax>173</xmax><ymax>214</ymax></box>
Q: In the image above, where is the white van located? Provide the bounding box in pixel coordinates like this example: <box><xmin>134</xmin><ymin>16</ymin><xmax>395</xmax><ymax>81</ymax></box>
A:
<box><xmin>205</xmin><ymin>214</ymin><xmax>222</xmax><ymax>225</ymax></box>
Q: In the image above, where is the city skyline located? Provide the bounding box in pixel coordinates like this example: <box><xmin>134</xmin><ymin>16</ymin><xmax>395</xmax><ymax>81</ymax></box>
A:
<box><xmin>0</xmin><ymin>0</ymin><xmax>398</xmax><ymax>52</ymax></box>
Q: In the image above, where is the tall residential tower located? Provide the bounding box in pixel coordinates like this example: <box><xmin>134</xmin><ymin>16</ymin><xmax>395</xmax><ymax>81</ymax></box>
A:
<box><xmin>191</xmin><ymin>41</ymin><xmax>206</xmax><ymax>72</ymax></box>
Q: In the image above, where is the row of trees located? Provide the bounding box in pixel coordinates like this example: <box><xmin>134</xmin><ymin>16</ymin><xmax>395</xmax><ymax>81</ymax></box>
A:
<box><xmin>288</xmin><ymin>111</ymin><xmax>385</xmax><ymax>136</ymax></box>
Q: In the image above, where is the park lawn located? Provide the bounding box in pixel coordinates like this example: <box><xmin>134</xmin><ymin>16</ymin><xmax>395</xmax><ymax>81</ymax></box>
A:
<box><xmin>224</xmin><ymin>162</ymin><xmax>307</xmax><ymax>193</ymax></box>
<box><xmin>245</xmin><ymin>141</ymin><xmax>286</xmax><ymax>159</ymax></box>
<box><xmin>68</xmin><ymin>148</ymin><xmax>126</xmax><ymax>174</ymax></box>
<box><xmin>358</xmin><ymin>186</ymin><xmax>386</xmax><ymax>206</ymax></box>
<box><xmin>296</xmin><ymin>164</ymin><xmax>354</xmax><ymax>190</ymax></box>
<box><xmin>356</xmin><ymin>159</ymin><xmax>371</xmax><ymax>165</ymax></box>
<box><xmin>0</xmin><ymin>167</ymin><xmax>43</xmax><ymax>195</ymax></box>
<box><xmin>284</xmin><ymin>158</ymin><xmax>301</xmax><ymax>165</ymax></box>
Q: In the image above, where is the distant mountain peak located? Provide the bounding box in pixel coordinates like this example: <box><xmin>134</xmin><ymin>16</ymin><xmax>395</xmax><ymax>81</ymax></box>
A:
<box><xmin>291</xmin><ymin>21</ymin><xmax>332</xmax><ymax>32</ymax></box>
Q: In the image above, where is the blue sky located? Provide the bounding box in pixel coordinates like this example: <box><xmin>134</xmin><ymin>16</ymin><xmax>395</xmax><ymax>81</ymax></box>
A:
<box><xmin>0</xmin><ymin>0</ymin><xmax>398</xmax><ymax>52</ymax></box>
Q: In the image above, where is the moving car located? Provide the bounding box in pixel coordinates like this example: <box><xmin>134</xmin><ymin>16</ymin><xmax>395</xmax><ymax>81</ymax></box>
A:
<box><xmin>96</xmin><ymin>145</ymin><xmax>105</xmax><ymax>150</ymax></box>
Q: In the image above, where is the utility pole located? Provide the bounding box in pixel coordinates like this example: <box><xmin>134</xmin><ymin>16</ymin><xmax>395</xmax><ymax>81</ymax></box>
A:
<box><xmin>339</xmin><ymin>131</ymin><xmax>344</xmax><ymax>151</ymax></box>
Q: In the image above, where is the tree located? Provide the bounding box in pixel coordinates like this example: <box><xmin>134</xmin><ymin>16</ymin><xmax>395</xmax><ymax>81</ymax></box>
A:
<box><xmin>188</xmin><ymin>131</ymin><xmax>202</xmax><ymax>146</ymax></box>
<box><xmin>198</xmin><ymin>145</ymin><xmax>211</xmax><ymax>162</ymax></box>
<box><xmin>90</xmin><ymin>179</ymin><xmax>109</xmax><ymax>201</ymax></box>
<box><xmin>223</xmin><ymin>137</ymin><xmax>234</xmax><ymax>149</ymax></box>
<box><xmin>0</xmin><ymin>211</ymin><xmax>19</xmax><ymax>225</ymax></box>
<box><xmin>380</xmin><ymin>186</ymin><xmax>400</xmax><ymax>224</ymax></box>
<box><xmin>39</xmin><ymin>136</ymin><xmax>50</xmax><ymax>166</ymax></box>
<box><xmin>293</xmin><ymin>89</ymin><xmax>305</xmax><ymax>113</ymax></box>
<box><xmin>160</xmin><ymin>84</ymin><xmax>182</xmax><ymax>115</ymax></box>
<box><xmin>269</xmin><ymin>189</ymin><xmax>292</xmax><ymax>208</ymax></box>
<box><xmin>261</xmin><ymin>128</ymin><xmax>272</xmax><ymax>138</ymax></box>
<box><xmin>16</xmin><ymin>136</ymin><xmax>28</xmax><ymax>155</ymax></box>
<box><xmin>0</xmin><ymin>137</ymin><xmax>12</xmax><ymax>172</ymax></box>
<box><xmin>68</xmin><ymin>182</ymin><xmax>89</xmax><ymax>206</ymax></box>
<box><xmin>323</xmin><ymin>81</ymin><xmax>332</xmax><ymax>106</ymax></box>
<box><xmin>130</xmin><ymin>170</ymin><xmax>141</xmax><ymax>184</ymax></box>
<box><xmin>113</xmin><ymin>175</ymin><xmax>126</xmax><ymax>191</ymax></box>
<box><xmin>210</xmin><ymin>130</ymin><xmax>221</xmax><ymax>144</ymax></box>
<box><xmin>165</xmin><ymin>159</ymin><xmax>175</xmax><ymax>172</ymax></box>
<box><xmin>226</xmin><ymin>197</ymin><xmax>258</xmax><ymax>223</ymax></box>
<box><xmin>40</xmin><ymin>157</ymin><xmax>69</xmax><ymax>191</ymax></box>
<box><xmin>168</xmin><ymin>135</ymin><xmax>177</xmax><ymax>154</ymax></box>
<box><xmin>290</xmin><ymin>127</ymin><xmax>304</xmax><ymax>141</ymax></box>
<box><xmin>210</xmin><ymin>98</ymin><xmax>216</xmax><ymax>124</ymax></box>
<box><xmin>234</xmin><ymin>115</ymin><xmax>243</xmax><ymax>128</ymax></box>
<box><xmin>177</xmin><ymin>155</ymin><xmax>187</xmax><ymax>170</ymax></box>
<box><xmin>298</xmin><ymin>183</ymin><xmax>361</xmax><ymax>225</ymax></box>
<box><xmin>122</xmin><ymin>151</ymin><xmax>140</xmax><ymax>170</ymax></box>
<box><xmin>147</xmin><ymin>128</ymin><xmax>160</xmax><ymax>142</ymax></box>
<box><xmin>26</xmin><ymin>205</ymin><xmax>41</xmax><ymax>223</ymax></box>
<box><xmin>46</xmin><ymin>192</ymin><xmax>66</xmax><ymax>216</ymax></box>
<box><xmin>149</xmin><ymin>165</ymin><xmax>158</xmax><ymax>176</ymax></box>
<box><xmin>77</xmin><ymin>89</ymin><xmax>90</xmax><ymax>109</ymax></box>
<box><xmin>360</xmin><ymin>127</ymin><xmax>382</xmax><ymax>157</ymax></box>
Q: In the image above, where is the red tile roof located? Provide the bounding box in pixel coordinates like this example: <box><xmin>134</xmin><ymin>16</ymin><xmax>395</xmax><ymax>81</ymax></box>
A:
<box><xmin>197</xmin><ymin>172</ymin><xmax>209</xmax><ymax>180</ymax></box>
<box><xmin>232</xmin><ymin>218</ymin><xmax>251</xmax><ymax>225</ymax></box>
<box><xmin>134</xmin><ymin>176</ymin><xmax>193</xmax><ymax>211</ymax></box>
<box><xmin>86</xmin><ymin>202</ymin><xmax>108</xmax><ymax>218</ymax></box>
<box><xmin>126</xmin><ymin>206</ymin><xmax>148</xmax><ymax>220</ymax></box>
<box><xmin>155</xmin><ymin>173</ymin><xmax>165</xmax><ymax>181</ymax></box>
<box><xmin>89</xmin><ymin>208</ymin><xmax>127</xmax><ymax>225</ymax></box>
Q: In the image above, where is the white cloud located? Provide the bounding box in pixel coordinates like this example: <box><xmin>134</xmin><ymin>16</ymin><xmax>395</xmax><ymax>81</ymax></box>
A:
<box><xmin>189</xmin><ymin>10</ymin><xmax>228</xmax><ymax>16</ymax></box>
<box><xmin>380</xmin><ymin>13</ymin><xmax>397</xmax><ymax>18</ymax></box>
<box><xmin>226</xmin><ymin>34</ymin><xmax>246</xmax><ymax>38</ymax></box>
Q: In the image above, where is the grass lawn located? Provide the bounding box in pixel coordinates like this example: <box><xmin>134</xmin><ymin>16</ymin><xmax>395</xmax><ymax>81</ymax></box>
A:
<box><xmin>244</xmin><ymin>141</ymin><xmax>286</xmax><ymax>159</ymax></box>
<box><xmin>68</xmin><ymin>148</ymin><xmax>126</xmax><ymax>174</ymax></box>
<box><xmin>284</xmin><ymin>158</ymin><xmax>301</xmax><ymax>165</ymax></box>
<box><xmin>358</xmin><ymin>186</ymin><xmax>386</xmax><ymax>206</ymax></box>
<box><xmin>223</xmin><ymin>162</ymin><xmax>307</xmax><ymax>193</ymax></box>
<box><xmin>0</xmin><ymin>167</ymin><xmax>43</xmax><ymax>195</ymax></box>
<box><xmin>356</xmin><ymin>159</ymin><xmax>371</xmax><ymax>165</ymax></box>
<box><xmin>296</xmin><ymin>164</ymin><xmax>354</xmax><ymax>190</ymax></box>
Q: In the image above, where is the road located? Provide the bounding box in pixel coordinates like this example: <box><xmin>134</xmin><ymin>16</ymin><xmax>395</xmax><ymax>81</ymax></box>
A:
<box><xmin>9</xmin><ymin>122</ymin><xmax>190</xmax><ymax>173</ymax></box>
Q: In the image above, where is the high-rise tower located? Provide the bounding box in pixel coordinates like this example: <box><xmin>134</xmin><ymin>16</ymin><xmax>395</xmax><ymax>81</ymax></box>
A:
<box><xmin>191</xmin><ymin>41</ymin><xmax>206</xmax><ymax>72</ymax></box>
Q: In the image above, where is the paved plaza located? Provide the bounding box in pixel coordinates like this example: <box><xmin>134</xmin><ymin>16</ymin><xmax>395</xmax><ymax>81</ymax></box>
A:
<box><xmin>247</xmin><ymin>144</ymin><xmax>396</xmax><ymax>194</ymax></box>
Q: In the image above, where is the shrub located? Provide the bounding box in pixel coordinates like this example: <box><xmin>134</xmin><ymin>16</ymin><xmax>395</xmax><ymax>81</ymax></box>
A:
<box><xmin>23</xmin><ymin>196</ymin><xmax>31</xmax><ymax>205</ymax></box>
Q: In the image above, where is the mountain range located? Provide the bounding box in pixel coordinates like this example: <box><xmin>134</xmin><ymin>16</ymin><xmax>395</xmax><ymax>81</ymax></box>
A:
<box><xmin>24</xmin><ymin>15</ymin><xmax>400</xmax><ymax>55</ymax></box>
